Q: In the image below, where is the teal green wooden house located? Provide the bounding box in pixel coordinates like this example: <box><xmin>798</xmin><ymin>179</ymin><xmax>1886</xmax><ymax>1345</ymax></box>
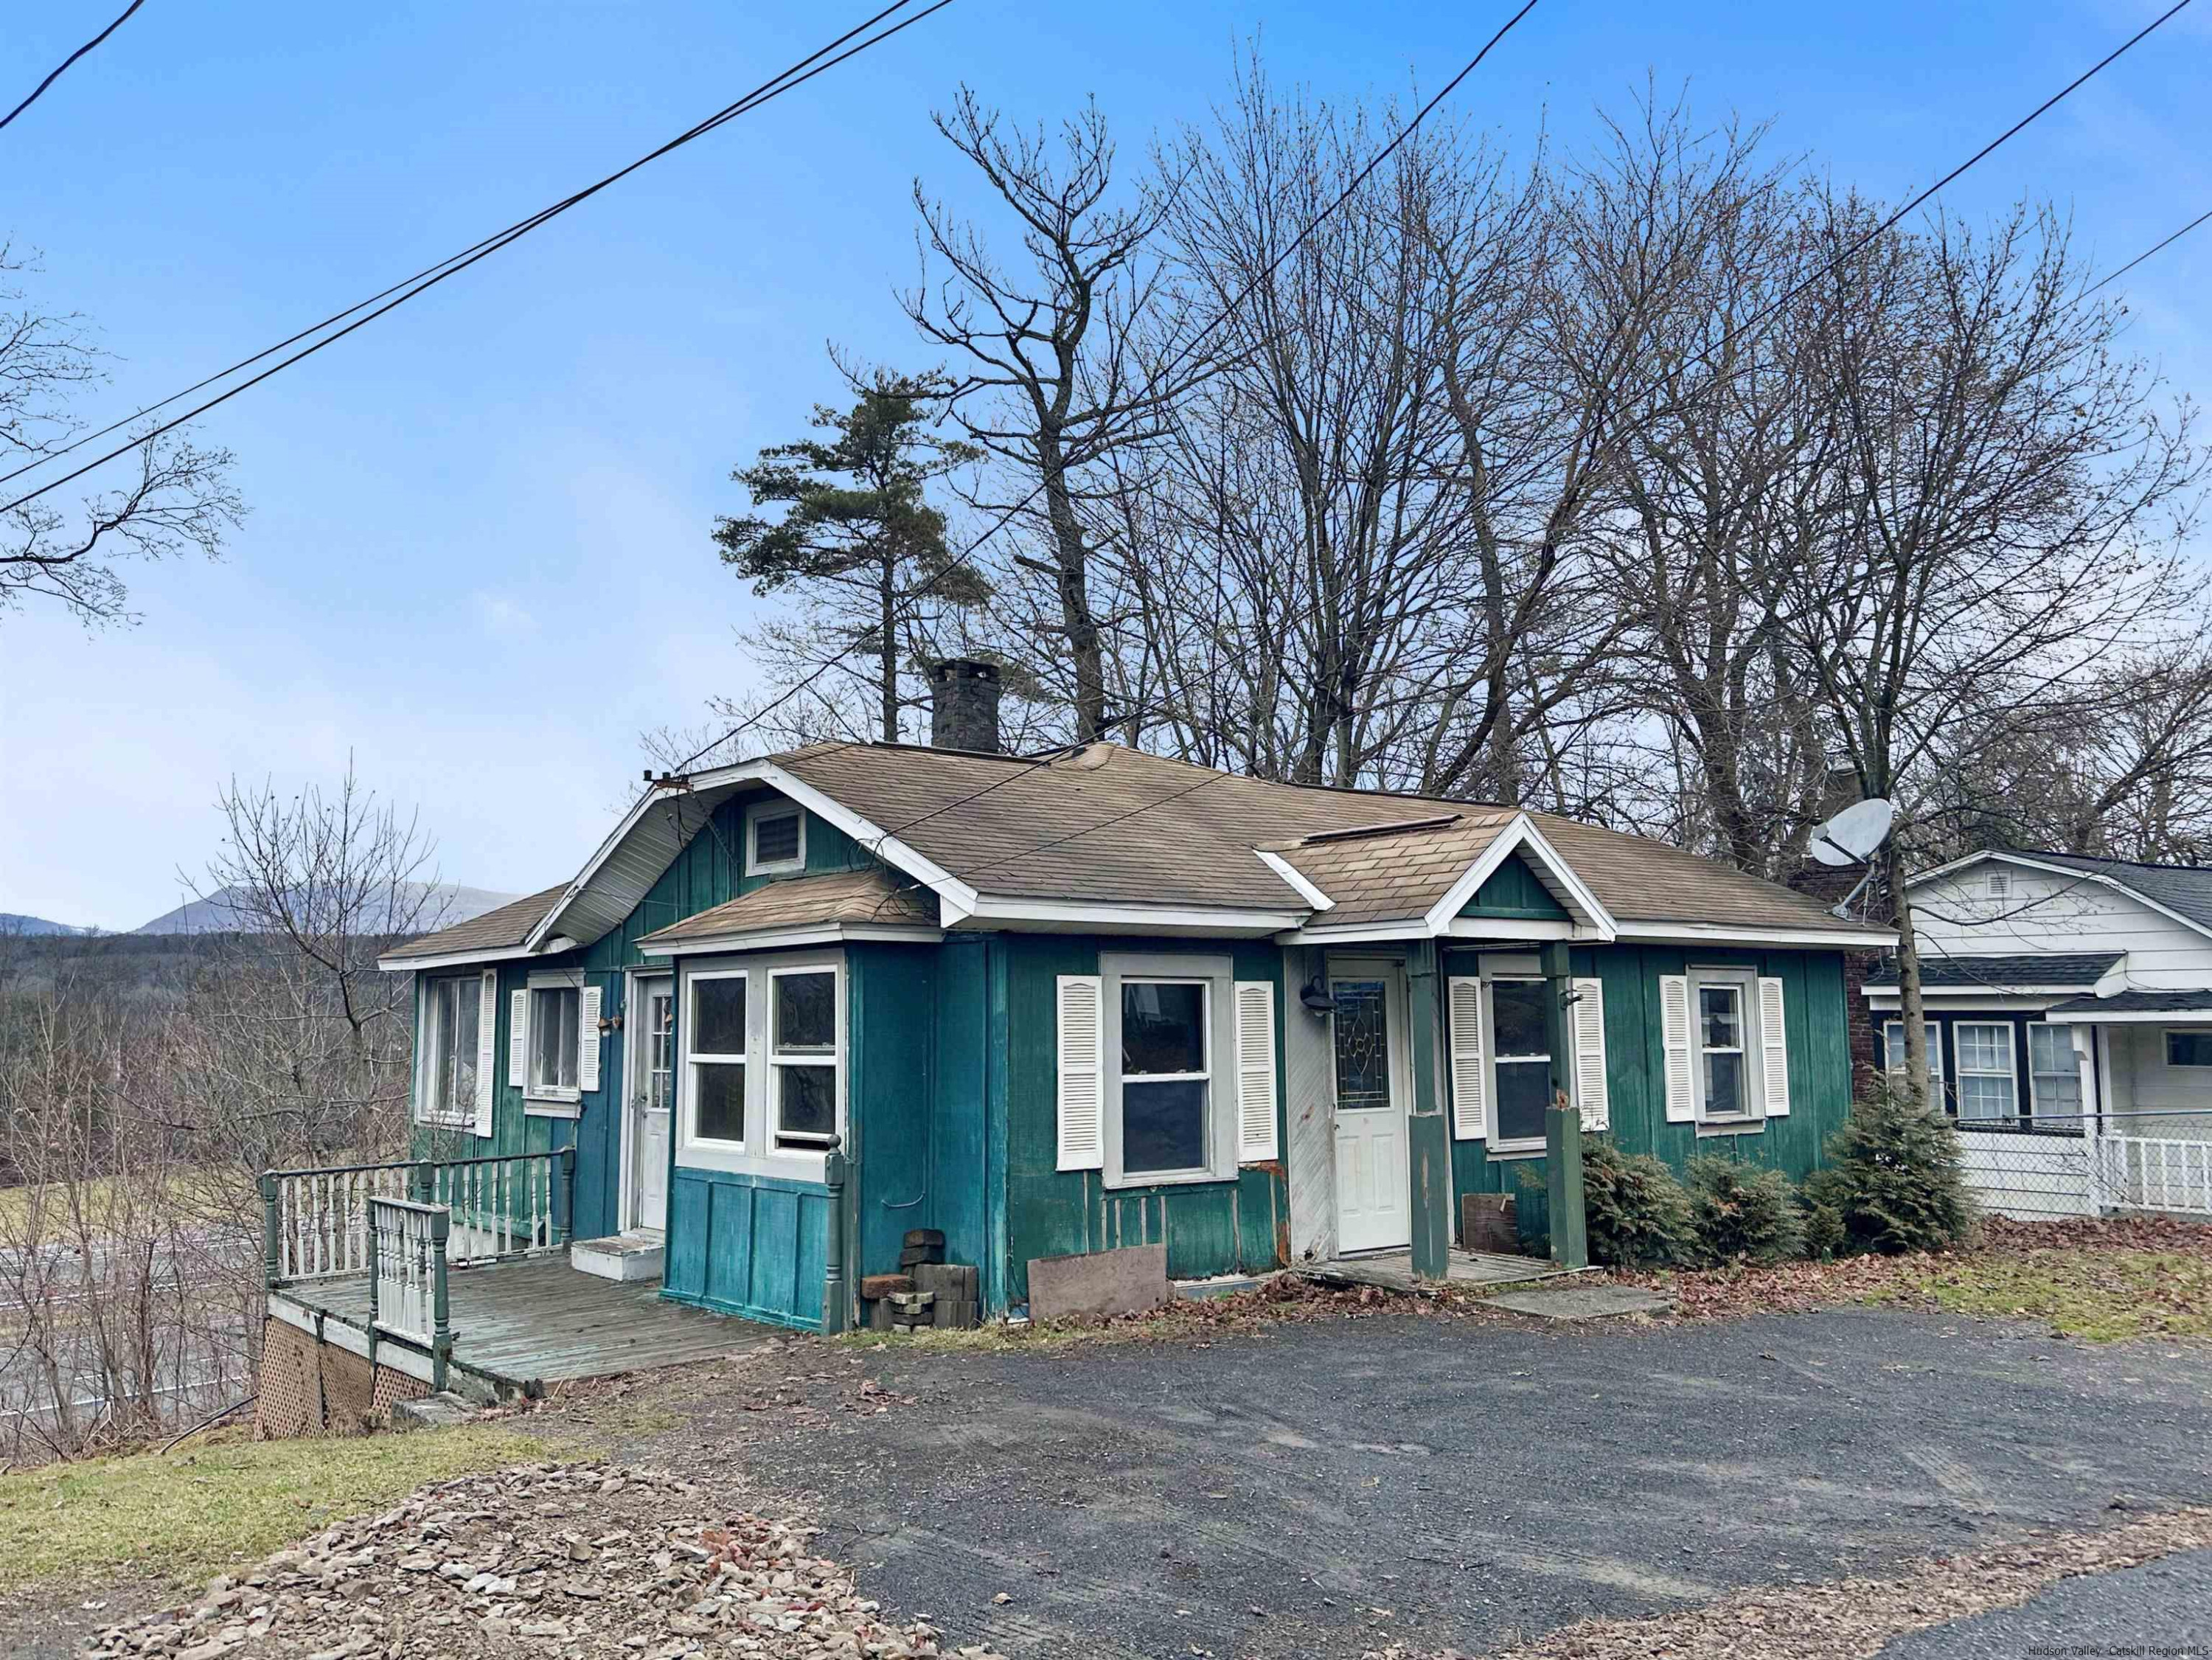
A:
<box><xmin>382</xmin><ymin>661</ymin><xmax>1892</xmax><ymax>1332</ymax></box>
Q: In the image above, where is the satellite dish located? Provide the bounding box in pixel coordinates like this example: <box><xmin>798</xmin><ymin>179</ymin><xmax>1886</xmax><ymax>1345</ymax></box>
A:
<box><xmin>1810</xmin><ymin>797</ymin><xmax>1895</xmax><ymax>867</ymax></box>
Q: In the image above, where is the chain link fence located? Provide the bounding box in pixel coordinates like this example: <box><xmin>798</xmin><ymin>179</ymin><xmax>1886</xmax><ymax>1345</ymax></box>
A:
<box><xmin>1952</xmin><ymin>1108</ymin><xmax>2212</xmax><ymax>1222</ymax></box>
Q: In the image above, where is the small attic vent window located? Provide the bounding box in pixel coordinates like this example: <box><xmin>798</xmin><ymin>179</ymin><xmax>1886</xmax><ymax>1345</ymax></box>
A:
<box><xmin>1986</xmin><ymin>871</ymin><xmax>2011</xmax><ymax>900</ymax></box>
<box><xmin>746</xmin><ymin>802</ymin><xmax>805</xmax><ymax>876</ymax></box>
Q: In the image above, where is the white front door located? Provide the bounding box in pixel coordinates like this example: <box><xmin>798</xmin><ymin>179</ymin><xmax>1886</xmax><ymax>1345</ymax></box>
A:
<box><xmin>627</xmin><ymin>976</ymin><xmax>672</xmax><ymax>1234</ymax></box>
<box><xmin>1330</xmin><ymin>961</ymin><xmax>1411</xmax><ymax>1254</ymax></box>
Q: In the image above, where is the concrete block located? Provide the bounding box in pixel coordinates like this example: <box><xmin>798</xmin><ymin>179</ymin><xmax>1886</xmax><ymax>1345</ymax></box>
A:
<box><xmin>1026</xmin><ymin>1243</ymin><xmax>1170</xmax><ymax>1322</ymax></box>
<box><xmin>569</xmin><ymin>1232</ymin><xmax>664</xmax><ymax>1283</ymax></box>
<box><xmin>391</xmin><ymin>1391</ymin><xmax>479</xmax><ymax>1431</ymax></box>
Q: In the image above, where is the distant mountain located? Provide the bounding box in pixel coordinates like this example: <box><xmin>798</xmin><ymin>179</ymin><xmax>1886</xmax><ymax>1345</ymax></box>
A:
<box><xmin>0</xmin><ymin>912</ymin><xmax>100</xmax><ymax>937</ymax></box>
<box><xmin>134</xmin><ymin>883</ymin><xmax>524</xmax><ymax>937</ymax></box>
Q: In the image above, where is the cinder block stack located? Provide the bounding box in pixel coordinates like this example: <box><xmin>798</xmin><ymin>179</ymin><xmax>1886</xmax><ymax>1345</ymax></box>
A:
<box><xmin>857</xmin><ymin>1230</ymin><xmax>980</xmax><ymax>1331</ymax></box>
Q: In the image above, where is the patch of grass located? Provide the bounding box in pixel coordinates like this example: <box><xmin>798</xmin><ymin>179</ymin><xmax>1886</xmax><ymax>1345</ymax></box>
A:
<box><xmin>1868</xmin><ymin>1246</ymin><xmax>2212</xmax><ymax>1342</ymax></box>
<box><xmin>0</xmin><ymin>1424</ymin><xmax>549</xmax><ymax>1595</ymax></box>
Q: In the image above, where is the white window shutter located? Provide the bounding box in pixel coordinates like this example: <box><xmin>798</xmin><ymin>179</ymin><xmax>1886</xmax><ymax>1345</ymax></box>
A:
<box><xmin>1447</xmin><ymin>976</ymin><xmax>1486</xmax><ymax>1141</ymax></box>
<box><xmin>1758</xmin><ymin>976</ymin><xmax>1790</xmax><ymax>1116</ymax></box>
<box><xmin>579</xmin><ymin>983</ymin><xmax>603</xmax><ymax>1094</ymax></box>
<box><xmin>1660</xmin><ymin>974</ymin><xmax>1695</xmax><ymax>1122</ymax></box>
<box><xmin>471</xmin><ymin>970</ymin><xmax>498</xmax><ymax>1135</ymax></box>
<box><xmin>1056</xmin><ymin>975</ymin><xmax>1104</xmax><ymax>1172</ymax></box>
<box><xmin>509</xmin><ymin>987</ymin><xmax>529</xmax><ymax>1094</ymax></box>
<box><xmin>1234</xmin><ymin>981</ymin><xmax>1278</xmax><ymax>1163</ymax></box>
<box><xmin>1571</xmin><ymin>976</ymin><xmax>1608</xmax><ymax>1132</ymax></box>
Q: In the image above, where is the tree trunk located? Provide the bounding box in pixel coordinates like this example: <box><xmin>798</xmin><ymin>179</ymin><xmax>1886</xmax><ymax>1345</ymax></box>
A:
<box><xmin>879</xmin><ymin>545</ymin><xmax>900</xmax><ymax>744</ymax></box>
<box><xmin>1885</xmin><ymin>838</ymin><xmax>1933</xmax><ymax>1108</ymax></box>
<box><xmin>1041</xmin><ymin>443</ymin><xmax>1106</xmax><ymax>743</ymax></box>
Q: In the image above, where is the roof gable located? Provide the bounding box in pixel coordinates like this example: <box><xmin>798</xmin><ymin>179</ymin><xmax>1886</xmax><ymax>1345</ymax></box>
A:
<box><xmin>1461</xmin><ymin>852</ymin><xmax>1571</xmax><ymax>921</ymax></box>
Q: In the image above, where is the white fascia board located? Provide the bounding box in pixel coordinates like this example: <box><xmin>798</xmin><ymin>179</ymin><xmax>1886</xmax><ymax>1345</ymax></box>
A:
<box><xmin>1612</xmin><ymin>920</ymin><xmax>1898</xmax><ymax>948</ymax></box>
<box><xmin>1438</xmin><ymin>916</ymin><xmax>1582</xmax><ymax>941</ymax></box>
<box><xmin>526</xmin><ymin>759</ymin><xmax>982</xmax><ymax>951</ymax></box>
<box><xmin>1863</xmin><ymin>988</ymin><xmax>2071</xmax><ymax>1010</ymax></box>
<box><xmin>638</xmin><ymin>923</ymin><xmax>944</xmax><ymax>959</ymax></box>
<box><xmin>956</xmin><ymin>896</ymin><xmax>1306</xmax><ymax>937</ymax></box>
<box><xmin>1255</xmin><ymin>849</ymin><xmax>1334</xmax><ymax>911</ymax></box>
<box><xmin>2042</xmin><ymin>1006</ymin><xmax>2212</xmax><ymax>1024</ymax></box>
<box><xmin>1277</xmin><ymin>918</ymin><xmax>1427</xmax><ymax>945</ymax></box>
<box><xmin>1419</xmin><ymin>814</ymin><xmax>1619</xmax><ymax>942</ymax></box>
<box><xmin>377</xmin><ymin>943</ymin><xmax>540</xmax><ymax>973</ymax></box>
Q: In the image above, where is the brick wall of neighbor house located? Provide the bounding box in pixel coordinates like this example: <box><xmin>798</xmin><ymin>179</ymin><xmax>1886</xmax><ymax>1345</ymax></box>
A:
<box><xmin>1444</xmin><ymin>944</ymin><xmax>1854</xmax><ymax>1246</ymax></box>
<box><xmin>993</xmin><ymin>933</ymin><xmax>1290</xmax><ymax>1312</ymax></box>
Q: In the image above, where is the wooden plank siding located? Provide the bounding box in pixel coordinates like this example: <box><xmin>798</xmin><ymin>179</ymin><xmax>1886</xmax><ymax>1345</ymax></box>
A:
<box><xmin>1442</xmin><ymin>943</ymin><xmax>1853</xmax><ymax>1246</ymax></box>
<box><xmin>1461</xmin><ymin>853</ymin><xmax>1571</xmax><ymax>920</ymax></box>
<box><xmin>992</xmin><ymin>934</ymin><xmax>1290</xmax><ymax>1311</ymax></box>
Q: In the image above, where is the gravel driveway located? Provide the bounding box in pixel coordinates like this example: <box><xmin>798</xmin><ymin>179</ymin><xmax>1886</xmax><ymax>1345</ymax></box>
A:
<box><xmin>625</xmin><ymin>1306</ymin><xmax>2212</xmax><ymax>1658</ymax></box>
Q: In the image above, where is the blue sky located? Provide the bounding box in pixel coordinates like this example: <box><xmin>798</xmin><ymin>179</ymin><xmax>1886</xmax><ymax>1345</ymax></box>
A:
<box><xmin>2</xmin><ymin>0</ymin><xmax>2206</xmax><ymax>929</ymax></box>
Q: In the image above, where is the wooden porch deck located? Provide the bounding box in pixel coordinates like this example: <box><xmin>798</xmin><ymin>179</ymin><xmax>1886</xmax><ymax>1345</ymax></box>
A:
<box><xmin>270</xmin><ymin>1256</ymin><xmax>773</xmax><ymax>1397</ymax></box>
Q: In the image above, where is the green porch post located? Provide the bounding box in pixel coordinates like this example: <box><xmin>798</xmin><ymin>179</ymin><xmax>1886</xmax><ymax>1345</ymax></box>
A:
<box><xmin>1405</xmin><ymin>939</ymin><xmax>1453</xmax><ymax>1279</ymax></box>
<box><xmin>1540</xmin><ymin>941</ymin><xmax>1588</xmax><ymax>1270</ymax></box>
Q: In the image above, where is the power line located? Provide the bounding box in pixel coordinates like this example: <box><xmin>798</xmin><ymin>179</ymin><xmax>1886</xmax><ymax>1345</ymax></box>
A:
<box><xmin>2088</xmin><ymin>206</ymin><xmax>2212</xmax><ymax>295</ymax></box>
<box><xmin>0</xmin><ymin>0</ymin><xmax>947</xmax><ymax>514</ymax></box>
<box><xmin>665</xmin><ymin>0</ymin><xmax>1550</xmax><ymax>781</ymax></box>
<box><xmin>0</xmin><ymin>0</ymin><xmax>146</xmax><ymax>133</ymax></box>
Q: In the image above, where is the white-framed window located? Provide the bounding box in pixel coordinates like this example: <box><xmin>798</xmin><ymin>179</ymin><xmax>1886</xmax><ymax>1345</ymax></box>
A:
<box><xmin>508</xmin><ymin>968</ymin><xmax>599</xmax><ymax>1115</ymax></box>
<box><xmin>745</xmin><ymin>799</ymin><xmax>806</xmax><ymax>877</ymax></box>
<box><xmin>1954</xmin><ymin>1022</ymin><xmax>2017</xmax><ymax>1121</ymax></box>
<box><xmin>686</xmin><ymin>968</ymin><xmax>749</xmax><ymax>1148</ymax></box>
<box><xmin>2167</xmin><ymin>1030</ymin><xmax>2212</xmax><ymax>1069</ymax></box>
<box><xmin>1486</xmin><ymin>977</ymin><xmax>1552</xmax><ymax>1150</ymax></box>
<box><xmin>1091</xmin><ymin>951</ymin><xmax>1239</xmax><ymax>1188</ymax></box>
<box><xmin>418</xmin><ymin>974</ymin><xmax>481</xmax><ymax>1126</ymax></box>
<box><xmin>1882</xmin><ymin>1020</ymin><xmax>1944</xmax><ymax>1092</ymax></box>
<box><xmin>1119</xmin><ymin>977</ymin><xmax>1212</xmax><ymax>1177</ymax></box>
<box><xmin>769</xmin><ymin>966</ymin><xmax>838</xmax><ymax>1150</ymax></box>
<box><xmin>676</xmin><ymin>954</ymin><xmax>843</xmax><ymax>1176</ymax></box>
<box><xmin>2027</xmin><ymin>1022</ymin><xmax>2081</xmax><ymax>1121</ymax></box>
<box><xmin>531</xmin><ymin>984</ymin><xmax>580</xmax><ymax>1097</ymax></box>
<box><xmin>1695</xmin><ymin>979</ymin><xmax>1754</xmax><ymax>1122</ymax></box>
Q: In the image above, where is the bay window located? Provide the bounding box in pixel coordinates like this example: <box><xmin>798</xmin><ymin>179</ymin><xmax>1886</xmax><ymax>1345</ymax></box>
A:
<box><xmin>677</xmin><ymin>955</ymin><xmax>842</xmax><ymax>1174</ymax></box>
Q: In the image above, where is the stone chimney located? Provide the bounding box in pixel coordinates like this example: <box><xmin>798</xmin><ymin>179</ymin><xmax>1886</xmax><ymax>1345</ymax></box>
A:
<box><xmin>928</xmin><ymin>658</ymin><xmax>1003</xmax><ymax>753</ymax></box>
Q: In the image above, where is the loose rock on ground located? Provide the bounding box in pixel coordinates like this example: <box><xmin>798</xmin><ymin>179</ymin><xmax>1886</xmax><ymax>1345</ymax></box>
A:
<box><xmin>86</xmin><ymin>1462</ymin><xmax>1003</xmax><ymax>1660</ymax></box>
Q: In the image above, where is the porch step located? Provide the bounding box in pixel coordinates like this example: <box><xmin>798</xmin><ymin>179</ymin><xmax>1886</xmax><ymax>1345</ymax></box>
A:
<box><xmin>569</xmin><ymin>1232</ymin><xmax>664</xmax><ymax>1283</ymax></box>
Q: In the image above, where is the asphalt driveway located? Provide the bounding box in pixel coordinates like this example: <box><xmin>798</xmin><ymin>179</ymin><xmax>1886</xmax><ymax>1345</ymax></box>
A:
<box><xmin>631</xmin><ymin>1306</ymin><xmax>2212</xmax><ymax>1658</ymax></box>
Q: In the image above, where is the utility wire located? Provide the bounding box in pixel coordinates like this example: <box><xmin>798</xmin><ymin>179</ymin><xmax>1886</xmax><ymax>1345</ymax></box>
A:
<box><xmin>0</xmin><ymin>0</ymin><xmax>946</xmax><ymax>513</ymax></box>
<box><xmin>0</xmin><ymin>0</ymin><xmax>146</xmax><ymax>133</ymax></box>
<box><xmin>663</xmin><ymin>0</ymin><xmax>1550</xmax><ymax>782</ymax></box>
<box><xmin>2088</xmin><ymin>206</ymin><xmax>2212</xmax><ymax>294</ymax></box>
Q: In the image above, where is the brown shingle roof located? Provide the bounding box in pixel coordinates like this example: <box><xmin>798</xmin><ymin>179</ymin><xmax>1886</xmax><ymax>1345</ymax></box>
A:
<box><xmin>637</xmin><ymin>867</ymin><xmax>938</xmax><ymax>948</ymax></box>
<box><xmin>776</xmin><ymin>742</ymin><xmax>1868</xmax><ymax>937</ymax></box>
<box><xmin>1264</xmin><ymin>813</ymin><xmax>1520</xmax><ymax>925</ymax></box>
<box><xmin>380</xmin><ymin>885</ymin><xmax>566</xmax><ymax>963</ymax></box>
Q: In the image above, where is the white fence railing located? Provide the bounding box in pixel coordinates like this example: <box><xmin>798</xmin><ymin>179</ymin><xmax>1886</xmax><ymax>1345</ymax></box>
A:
<box><xmin>367</xmin><ymin>1196</ymin><xmax>448</xmax><ymax>1352</ymax></box>
<box><xmin>262</xmin><ymin>1148</ymin><xmax>573</xmax><ymax>1286</ymax></box>
<box><xmin>1952</xmin><ymin>1114</ymin><xmax>2212</xmax><ymax>1222</ymax></box>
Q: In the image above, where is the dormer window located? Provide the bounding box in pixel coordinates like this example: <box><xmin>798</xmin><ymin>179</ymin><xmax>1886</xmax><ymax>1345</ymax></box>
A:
<box><xmin>1986</xmin><ymin>871</ymin><xmax>2011</xmax><ymax>900</ymax></box>
<box><xmin>745</xmin><ymin>800</ymin><xmax>805</xmax><ymax>877</ymax></box>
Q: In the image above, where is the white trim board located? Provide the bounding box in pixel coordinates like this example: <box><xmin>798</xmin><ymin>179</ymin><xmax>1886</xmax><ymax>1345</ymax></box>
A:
<box><xmin>639</xmin><ymin>923</ymin><xmax>944</xmax><ymax>958</ymax></box>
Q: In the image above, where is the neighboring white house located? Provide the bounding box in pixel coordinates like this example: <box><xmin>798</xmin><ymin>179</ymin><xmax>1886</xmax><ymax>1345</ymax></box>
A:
<box><xmin>1865</xmin><ymin>850</ymin><xmax>2212</xmax><ymax>1220</ymax></box>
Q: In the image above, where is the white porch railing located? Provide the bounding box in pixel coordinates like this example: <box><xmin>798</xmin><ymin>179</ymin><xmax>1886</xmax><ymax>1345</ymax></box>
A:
<box><xmin>261</xmin><ymin>1147</ymin><xmax>574</xmax><ymax>1286</ymax></box>
<box><xmin>367</xmin><ymin>1195</ymin><xmax>450</xmax><ymax>1358</ymax></box>
<box><xmin>2093</xmin><ymin>1132</ymin><xmax>2212</xmax><ymax>1218</ymax></box>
